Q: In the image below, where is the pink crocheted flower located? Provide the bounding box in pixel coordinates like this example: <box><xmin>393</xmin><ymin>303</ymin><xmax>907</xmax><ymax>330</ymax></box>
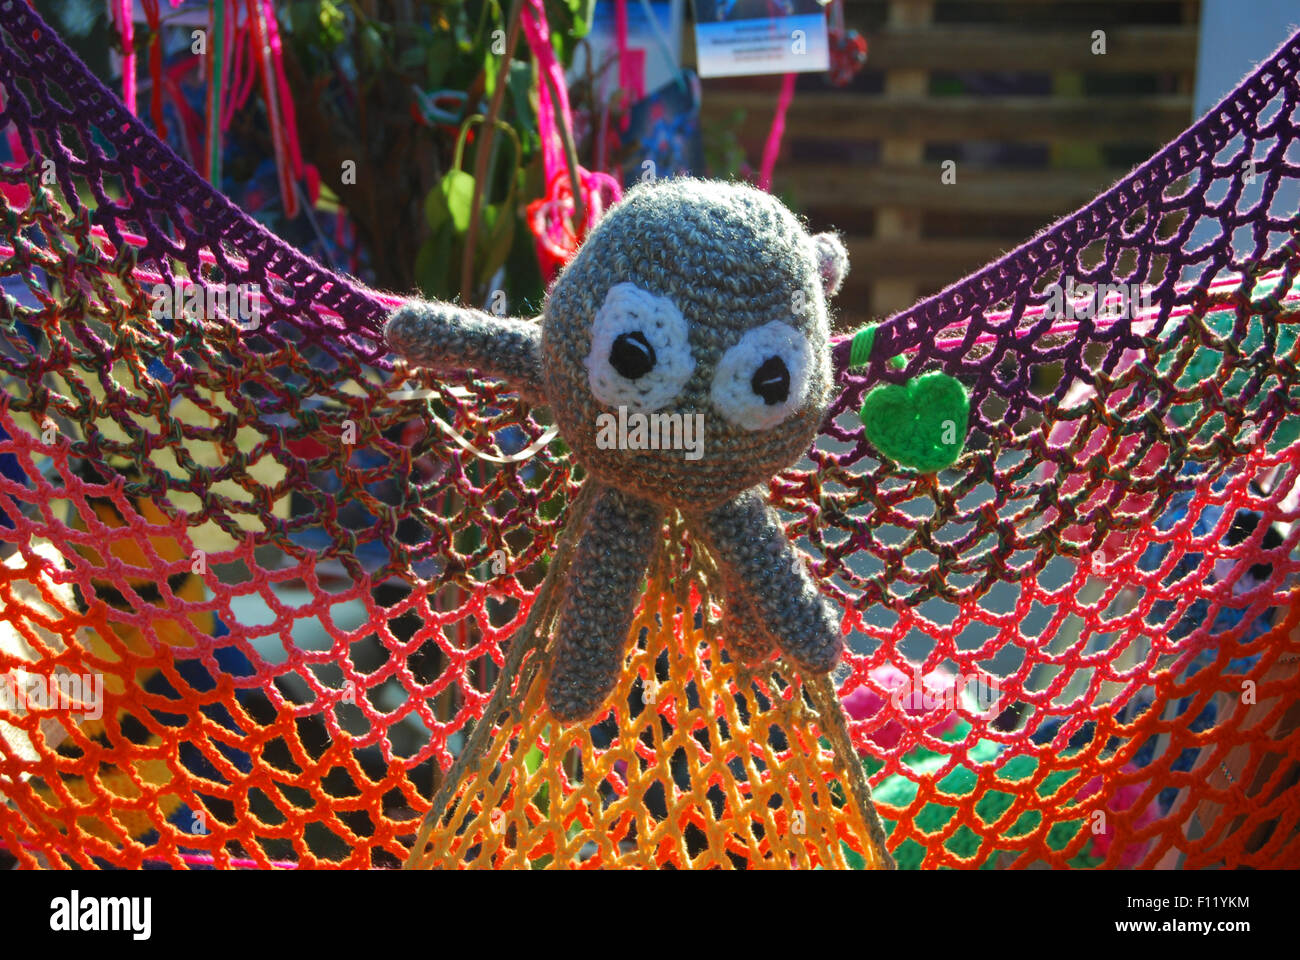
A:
<box><xmin>842</xmin><ymin>664</ymin><xmax>961</xmax><ymax>752</ymax></box>
<box><xmin>1075</xmin><ymin>766</ymin><xmax>1162</xmax><ymax>868</ymax></box>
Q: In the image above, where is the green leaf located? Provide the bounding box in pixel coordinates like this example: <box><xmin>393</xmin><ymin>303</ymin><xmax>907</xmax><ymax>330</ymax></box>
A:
<box><xmin>506</xmin><ymin>60</ymin><xmax>537</xmax><ymax>138</ymax></box>
<box><xmin>442</xmin><ymin>169</ymin><xmax>477</xmax><ymax>233</ymax></box>
<box><xmin>570</xmin><ymin>0</ymin><xmax>595</xmax><ymax>37</ymax></box>
<box><xmin>359</xmin><ymin>23</ymin><xmax>384</xmax><ymax>72</ymax></box>
<box><xmin>504</xmin><ymin>209</ymin><xmax>544</xmax><ymax>313</ymax></box>
<box><xmin>426</xmin><ymin>32</ymin><xmax>455</xmax><ymax>89</ymax></box>
<box><xmin>415</xmin><ymin>230</ymin><xmax>455</xmax><ymax>301</ymax></box>
<box><xmin>453</xmin><ymin>3</ymin><xmax>476</xmax><ymax>52</ymax></box>
<box><xmin>541</xmin><ymin>0</ymin><xmax>580</xmax><ymax>63</ymax></box>
<box><xmin>476</xmin><ymin>202</ymin><xmax>516</xmax><ymax>288</ymax></box>
<box><xmin>397</xmin><ymin>44</ymin><xmax>427</xmax><ymax>72</ymax></box>
<box><xmin>424</xmin><ymin>184</ymin><xmax>450</xmax><ymax>233</ymax></box>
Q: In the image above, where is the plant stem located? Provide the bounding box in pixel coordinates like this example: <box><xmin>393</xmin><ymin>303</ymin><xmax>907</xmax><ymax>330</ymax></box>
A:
<box><xmin>806</xmin><ymin>674</ymin><xmax>897</xmax><ymax>869</ymax></box>
<box><xmin>460</xmin><ymin>0</ymin><xmax>526</xmax><ymax>303</ymax></box>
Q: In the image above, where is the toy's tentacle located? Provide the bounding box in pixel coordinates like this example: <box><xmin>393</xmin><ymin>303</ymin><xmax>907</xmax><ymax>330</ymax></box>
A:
<box><xmin>545</xmin><ymin>484</ymin><xmax>663</xmax><ymax>722</ymax></box>
<box><xmin>698</xmin><ymin>488</ymin><xmax>842</xmax><ymax>674</ymax></box>
<box><xmin>714</xmin><ymin>562</ymin><xmax>779</xmax><ymax>664</ymax></box>
<box><xmin>384</xmin><ymin>300</ymin><xmax>545</xmax><ymax>402</ymax></box>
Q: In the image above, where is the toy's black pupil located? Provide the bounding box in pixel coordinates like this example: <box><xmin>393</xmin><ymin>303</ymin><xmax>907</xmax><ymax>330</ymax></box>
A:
<box><xmin>610</xmin><ymin>331</ymin><xmax>656</xmax><ymax>379</ymax></box>
<box><xmin>752</xmin><ymin>356</ymin><xmax>789</xmax><ymax>405</ymax></box>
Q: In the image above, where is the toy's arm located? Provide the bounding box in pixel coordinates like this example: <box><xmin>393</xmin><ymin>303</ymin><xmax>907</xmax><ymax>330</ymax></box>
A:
<box><xmin>700</xmin><ymin>488</ymin><xmax>842</xmax><ymax>675</ymax></box>
<box><xmin>384</xmin><ymin>300</ymin><xmax>546</xmax><ymax>403</ymax></box>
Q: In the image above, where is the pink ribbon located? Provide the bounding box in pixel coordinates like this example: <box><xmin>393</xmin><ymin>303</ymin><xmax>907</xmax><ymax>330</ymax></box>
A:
<box><xmin>521</xmin><ymin>0</ymin><xmax>621</xmax><ymax>274</ymax></box>
<box><xmin>758</xmin><ymin>72</ymin><xmax>796</xmax><ymax>192</ymax></box>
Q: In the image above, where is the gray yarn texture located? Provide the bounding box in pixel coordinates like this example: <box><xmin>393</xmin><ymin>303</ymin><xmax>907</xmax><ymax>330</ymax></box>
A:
<box><xmin>383</xmin><ymin>177</ymin><xmax>849</xmax><ymax>720</ymax></box>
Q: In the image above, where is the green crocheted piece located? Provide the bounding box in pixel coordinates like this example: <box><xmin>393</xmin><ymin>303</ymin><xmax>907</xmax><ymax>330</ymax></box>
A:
<box><xmin>848</xmin><ymin>325</ymin><xmax>877</xmax><ymax>370</ymax></box>
<box><xmin>854</xmin><ymin>727</ymin><xmax>1103</xmax><ymax>869</ymax></box>
<box><xmin>849</xmin><ymin>324</ymin><xmax>906</xmax><ymax>372</ymax></box>
<box><xmin>859</xmin><ymin>371</ymin><xmax>970</xmax><ymax>473</ymax></box>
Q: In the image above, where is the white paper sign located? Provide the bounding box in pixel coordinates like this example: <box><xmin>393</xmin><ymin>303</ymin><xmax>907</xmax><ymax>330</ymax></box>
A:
<box><xmin>692</xmin><ymin>0</ymin><xmax>830</xmax><ymax>78</ymax></box>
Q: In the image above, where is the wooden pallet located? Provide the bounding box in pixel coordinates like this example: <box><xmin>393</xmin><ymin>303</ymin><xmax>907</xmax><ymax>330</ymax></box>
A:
<box><xmin>698</xmin><ymin>0</ymin><xmax>1202</xmax><ymax>329</ymax></box>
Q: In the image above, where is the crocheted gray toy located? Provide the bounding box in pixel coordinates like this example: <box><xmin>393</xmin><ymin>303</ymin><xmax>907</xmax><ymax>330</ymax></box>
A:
<box><xmin>385</xmin><ymin>177</ymin><xmax>849</xmax><ymax>721</ymax></box>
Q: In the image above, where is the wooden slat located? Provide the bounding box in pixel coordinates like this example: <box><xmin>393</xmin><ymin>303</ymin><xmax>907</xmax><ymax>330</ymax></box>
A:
<box><xmin>873</xmin><ymin>1</ymin><xmax>933</xmax><ymax>315</ymax></box>
<box><xmin>701</xmin><ymin>93</ymin><xmax>1194</xmax><ymax>142</ymax></box>
<box><xmin>843</xmin><ymin>236</ymin><xmax>1011</xmax><ymax>280</ymax></box>
<box><xmin>777</xmin><ymin>163</ymin><xmax>1129</xmax><ymax>214</ymax></box>
<box><xmin>1051</xmin><ymin>72</ymin><xmax>1105</xmax><ymax>171</ymax></box>
<box><xmin>862</xmin><ymin>25</ymin><xmax>1198</xmax><ymax>72</ymax></box>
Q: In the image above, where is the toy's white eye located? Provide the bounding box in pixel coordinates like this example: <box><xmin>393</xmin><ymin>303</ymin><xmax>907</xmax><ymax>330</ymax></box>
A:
<box><xmin>585</xmin><ymin>282</ymin><xmax>695</xmax><ymax>412</ymax></box>
<box><xmin>710</xmin><ymin>321</ymin><xmax>812</xmax><ymax>431</ymax></box>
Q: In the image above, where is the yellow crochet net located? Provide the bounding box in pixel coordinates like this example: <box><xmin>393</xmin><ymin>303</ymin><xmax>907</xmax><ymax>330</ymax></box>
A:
<box><xmin>407</xmin><ymin>512</ymin><xmax>894</xmax><ymax>869</ymax></box>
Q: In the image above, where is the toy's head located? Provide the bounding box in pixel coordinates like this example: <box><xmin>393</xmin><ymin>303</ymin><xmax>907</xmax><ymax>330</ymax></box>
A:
<box><xmin>540</xmin><ymin>178</ymin><xmax>848</xmax><ymax>512</ymax></box>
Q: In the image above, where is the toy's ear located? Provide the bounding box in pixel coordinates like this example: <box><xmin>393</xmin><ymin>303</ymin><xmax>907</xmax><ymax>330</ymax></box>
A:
<box><xmin>812</xmin><ymin>232</ymin><xmax>849</xmax><ymax>299</ymax></box>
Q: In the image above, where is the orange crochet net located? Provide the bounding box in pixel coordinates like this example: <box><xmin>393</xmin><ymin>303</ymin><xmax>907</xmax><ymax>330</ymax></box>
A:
<box><xmin>0</xmin><ymin>5</ymin><xmax>1298</xmax><ymax>869</ymax></box>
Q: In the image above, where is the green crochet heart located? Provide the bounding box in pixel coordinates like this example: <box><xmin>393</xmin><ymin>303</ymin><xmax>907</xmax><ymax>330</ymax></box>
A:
<box><xmin>859</xmin><ymin>371</ymin><xmax>969</xmax><ymax>472</ymax></box>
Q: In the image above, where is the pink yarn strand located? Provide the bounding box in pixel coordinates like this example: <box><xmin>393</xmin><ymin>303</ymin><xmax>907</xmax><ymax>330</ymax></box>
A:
<box><xmin>264</xmin><ymin>1</ymin><xmax>304</xmax><ymax>176</ymax></box>
<box><xmin>116</xmin><ymin>0</ymin><xmax>136</xmax><ymax>115</ymax></box>
<box><xmin>521</xmin><ymin>0</ymin><xmax>569</xmax><ymax>184</ymax></box>
<box><xmin>758</xmin><ymin>72</ymin><xmax>796</xmax><ymax>192</ymax></box>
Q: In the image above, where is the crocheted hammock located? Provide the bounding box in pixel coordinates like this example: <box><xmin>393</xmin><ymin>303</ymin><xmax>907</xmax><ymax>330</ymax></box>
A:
<box><xmin>1</xmin><ymin>2</ymin><xmax>1298</xmax><ymax>869</ymax></box>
